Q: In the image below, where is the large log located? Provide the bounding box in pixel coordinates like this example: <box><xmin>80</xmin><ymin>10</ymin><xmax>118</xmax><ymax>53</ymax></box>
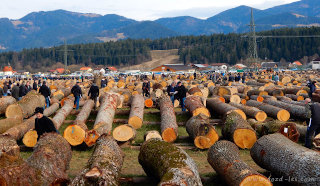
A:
<box><xmin>185</xmin><ymin>95</ymin><xmax>210</xmax><ymax>117</ymax></box>
<box><xmin>246</xmin><ymin>100</ymin><xmax>290</xmax><ymax>121</ymax></box>
<box><xmin>285</xmin><ymin>94</ymin><xmax>304</xmax><ymax>101</ymax></box>
<box><xmin>223</xmin><ymin>94</ymin><xmax>241</xmax><ymax>104</ymax></box>
<box><xmin>186</xmin><ymin>114</ymin><xmax>219</xmax><ymax>149</ymax></box>
<box><xmin>251</xmin><ymin>133</ymin><xmax>320</xmax><ymax>186</ymax></box>
<box><xmin>144</xmin><ymin>130</ymin><xmax>162</xmax><ymax>141</ymax></box>
<box><xmin>0</xmin><ymin>135</ymin><xmax>20</xmax><ymax>158</ymax></box>
<box><xmin>159</xmin><ymin>95</ymin><xmax>178</xmax><ymax>143</ymax></box>
<box><xmin>284</xmin><ymin>87</ymin><xmax>308</xmax><ymax>95</ymax></box>
<box><xmin>71</xmin><ymin>135</ymin><xmax>124</xmax><ymax>186</ymax></box>
<box><xmin>247</xmin><ymin>89</ymin><xmax>268</xmax><ymax>97</ymax></box>
<box><xmin>128</xmin><ymin>94</ymin><xmax>144</xmax><ymax>129</ymax></box>
<box><xmin>279</xmin><ymin>99</ymin><xmax>306</xmax><ymax>107</ymax></box>
<box><xmin>138</xmin><ymin>138</ymin><xmax>202</xmax><ymax>186</ymax></box>
<box><xmin>229</xmin><ymin>102</ymin><xmax>267</xmax><ymax>122</ymax></box>
<box><xmin>207</xmin><ymin>140</ymin><xmax>272</xmax><ymax>186</ymax></box>
<box><xmin>5</xmin><ymin>91</ymin><xmax>45</xmax><ymax>118</ymax></box>
<box><xmin>206</xmin><ymin>98</ymin><xmax>246</xmax><ymax>120</ymax></box>
<box><xmin>0</xmin><ymin>96</ymin><xmax>16</xmax><ymax>115</ymax></box>
<box><xmin>64</xmin><ymin>99</ymin><xmax>95</xmax><ymax>146</ymax></box>
<box><xmin>223</xmin><ymin>112</ymin><xmax>257</xmax><ymax>149</ymax></box>
<box><xmin>211</xmin><ymin>86</ymin><xmax>238</xmax><ymax>96</ymax></box>
<box><xmin>0</xmin><ymin>116</ymin><xmax>23</xmax><ymax>134</ymax></box>
<box><xmin>112</xmin><ymin>124</ymin><xmax>136</xmax><ymax>142</ymax></box>
<box><xmin>0</xmin><ymin>133</ymin><xmax>72</xmax><ymax>185</ymax></box>
<box><xmin>188</xmin><ymin>87</ymin><xmax>203</xmax><ymax>96</ymax></box>
<box><xmin>85</xmin><ymin>93</ymin><xmax>119</xmax><ymax>146</ymax></box>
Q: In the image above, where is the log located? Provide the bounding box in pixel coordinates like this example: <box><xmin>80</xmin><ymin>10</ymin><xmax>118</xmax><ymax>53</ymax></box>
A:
<box><xmin>185</xmin><ymin>95</ymin><xmax>210</xmax><ymax>117</ymax></box>
<box><xmin>285</xmin><ymin>94</ymin><xmax>304</xmax><ymax>101</ymax></box>
<box><xmin>263</xmin><ymin>99</ymin><xmax>311</xmax><ymax>120</ymax></box>
<box><xmin>251</xmin><ymin>133</ymin><xmax>320</xmax><ymax>186</ymax></box>
<box><xmin>159</xmin><ymin>95</ymin><xmax>178</xmax><ymax>143</ymax></box>
<box><xmin>229</xmin><ymin>102</ymin><xmax>267</xmax><ymax>122</ymax></box>
<box><xmin>5</xmin><ymin>91</ymin><xmax>45</xmax><ymax>118</ymax></box>
<box><xmin>144</xmin><ymin>130</ymin><xmax>162</xmax><ymax>141</ymax></box>
<box><xmin>63</xmin><ymin>99</ymin><xmax>95</xmax><ymax>146</ymax></box>
<box><xmin>85</xmin><ymin>93</ymin><xmax>119</xmax><ymax>147</ymax></box>
<box><xmin>207</xmin><ymin>140</ymin><xmax>272</xmax><ymax>186</ymax></box>
<box><xmin>0</xmin><ymin>116</ymin><xmax>23</xmax><ymax>134</ymax></box>
<box><xmin>144</xmin><ymin>98</ymin><xmax>154</xmax><ymax>108</ymax></box>
<box><xmin>247</xmin><ymin>89</ymin><xmax>268</xmax><ymax>97</ymax></box>
<box><xmin>128</xmin><ymin>94</ymin><xmax>144</xmax><ymax>129</ymax></box>
<box><xmin>0</xmin><ymin>96</ymin><xmax>16</xmax><ymax>115</ymax></box>
<box><xmin>246</xmin><ymin>100</ymin><xmax>290</xmax><ymax>121</ymax></box>
<box><xmin>223</xmin><ymin>95</ymin><xmax>241</xmax><ymax>104</ymax></box>
<box><xmin>206</xmin><ymin>98</ymin><xmax>246</xmax><ymax>120</ymax></box>
<box><xmin>188</xmin><ymin>87</ymin><xmax>203</xmax><ymax>96</ymax></box>
<box><xmin>138</xmin><ymin>139</ymin><xmax>202</xmax><ymax>186</ymax></box>
<box><xmin>211</xmin><ymin>86</ymin><xmax>238</xmax><ymax>96</ymax></box>
<box><xmin>223</xmin><ymin>112</ymin><xmax>257</xmax><ymax>149</ymax></box>
<box><xmin>71</xmin><ymin>135</ymin><xmax>124</xmax><ymax>186</ymax></box>
<box><xmin>113</xmin><ymin>124</ymin><xmax>136</xmax><ymax>142</ymax></box>
<box><xmin>186</xmin><ymin>114</ymin><xmax>219</xmax><ymax>149</ymax></box>
<box><xmin>280</xmin><ymin>99</ymin><xmax>306</xmax><ymax>107</ymax></box>
<box><xmin>284</xmin><ymin>87</ymin><xmax>308</xmax><ymax>95</ymax></box>
<box><xmin>0</xmin><ymin>135</ymin><xmax>20</xmax><ymax>158</ymax></box>
<box><xmin>250</xmin><ymin>95</ymin><xmax>264</xmax><ymax>102</ymax></box>
<box><xmin>0</xmin><ymin>133</ymin><xmax>72</xmax><ymax>186</ymax></box>
<box><xmin>313</xmin><ymin>133</ymin><xmax>320</xmax><ymax>150</ymax></box>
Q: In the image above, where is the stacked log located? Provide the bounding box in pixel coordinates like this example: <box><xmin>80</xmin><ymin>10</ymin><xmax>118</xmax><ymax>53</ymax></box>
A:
<box><xmin>284</xmin><ymin>87</ymin><xmax>308</xmax><ymax>95</ymax></box>
<box><xmin>285</xmin><ymin>94</ymin><xmax>304</xmax><ymax>101</ymax></box>
<box><xmin>211</xmin><ymin>86</ymin><xmax>238</xmax><ymax>96</ymax></box>
<box><xmin>0</xmin><ymin>135</ymin><xmax>20</xmax><ymax>158</ymax></box>
<box><xmin>159</xmin><ymin>95</ymin><xmax>178</xmax><ymax>143</ymax></box>
<box><xmin>223</xmin><ymin>95</ymin><xmax>241</xmax><ymax>104</ymax></box>
<box><xmin>223</xmin><ymin>112</ymin><xmax>257</xmax><ymax>149</ymax></box>
<box><xmin>251</xmin><ymin>133</ymin><xmax>320</xmax><ymax>185</ymax></box>
<box><xmin>188</xmin><ymin>87</ymin><xmax>203</xmax><ymax>96</ymax></box>
<box><xmin>250</xmin><ymin>95</ymin><xmax>264</xmax><ymax>102</ymax></box>
<box><xmin>280</xmin><ymin>99</ymin><xmax>306</xmax><ymax>107</ymax></box>
<box><xmin>246</xmin><ymin>100</ymin><xmax>290</xmax><ymax>121</ymax></box>
<box><xmin>186</xmin><ymin>114</ymin><xmax>219</xmax><ymax>149</ymax></box>
<box><xmin>0</xmin><ymin>96</ymin><xmax>16</xmax><ymax>115</ymax></box>
<box><xmin>229</xmin><ymin>102</ymin><xmax>267</xmax><ymax>122</ymax></box>
<box><xmin>206</xmin><ymin>98</ymin><xmax>246</xmax><ymax>120</ymax></box>
<box><xmin>71</xmin><ymin>135</ymin><xmax>124</xmax><ymax>186</ymax></box>
<box><xmin>247</xmin><ymin>89</ymin><xmax>268</xmax><ymax>97</ymax></box>
<box><xmin>138</xmin><ymin>139</ymin><xmax>202</xmax><ymax>186</ymax></box>
<box><xmin>112</xmin><ymin>124</ymin><xmax>136</xmax><ymax>142</ymax></box>
<box><xmin>63</xmin><ymin>99</ymin><xmax>95</xmax><ymax>146</ymax></box>
<box><xmin>128</xmin><ymin>94</ymin><xmax>144</xmax><ymax>129</ymax></box>
<box><xmin>185</xmin><ymin>95</ymin><xmax>210</xmax><ymax>117</ymax></box>
<box><xmin>0</xmin><ymin>116</ymin><xmax>23</xmax><ymax>134</ymax></box>
<box><xmin>207</xmin><ymin>140</ymin><xmax>272</xmax><ymax>186</ymax></box>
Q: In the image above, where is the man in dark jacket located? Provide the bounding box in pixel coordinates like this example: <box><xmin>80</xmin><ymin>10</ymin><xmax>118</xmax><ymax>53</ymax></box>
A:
<box><xmin>39</xmin><ymin>81</ymin><xmax>51</xmax><ymax>108</ymax></box>
<box><xmin>71</xmin><ymin>82</ymin><xmax>82</xmax><ymax>110</ymax></box>
<box><xmin>142</xmin><ymin>79</ymin><xmax>150</xmax><ymax>97</ymax></box>
<box><xmin>0</xmin><ymin>86</ymin><xmax>4</xmax><ymax>98</ymax></box>
<box><xmin>11</xmin><ymin>83</ymin><xmax>20</xmax><ymax>100</ymax></box>
<box><xmin>19</xmin><ymin>82</ymin><xmax>28</xmax><ymax>100</ymax></box>
<box><xmin>305</xmin><ymin>98</ymin><xmax>320</xmax><ymax>148</ymax></box>
<box><xmin>88</xmin><ymin>83</ymin><xmax>99</xmax><ymax>109</ymax></box>
<box><xmin>25</xmin><ymin>81</ymin><xmax>32</xmax><ymax>93</ymax></box>
<box><xmin>34</xmin><ymin>107</ymin><xmax>58</xmax><ymax>140</ymax></box>
<box><xmin>308</xmin><ymin>81</ymin><xmax>316</xmax><ymax>100</ymax></box>
<box><xmin>3</xmin><ymin>82</ymin><xmax>8</xmax><ymax>96</ymax></box>
<box><xmin>176</xmin><ymin>82</ymin><xmax>187</xmax><ymax>111</ymax></box>
<box><xmin>33</xmin><ymin>80</ymin><xmax>38</xmax><ymax>90</ymax></box>
<box><xmin>167</xmin><ymin>82</ymin><xmax>177</xmax><ymax>104</ymax></box>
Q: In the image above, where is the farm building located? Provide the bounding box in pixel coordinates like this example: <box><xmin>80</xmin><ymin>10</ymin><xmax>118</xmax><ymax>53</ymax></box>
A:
<box><xmin>3</xmin><ymin>65</ymin><xmax>13</xmax><ymax>76</ymax></box>
<box><xmin>151</xmin><ymin>64</ymin><xmax>195</xmax><ymax>73</ymax></box>
<box><xmin>209</xmin><ymin>63</ymin><xmax>228</xmax><ymax>71</ymax></box>
<box><xmin>310</xmin><ymin>58</ymin><xmax>320</xmax><ymax>70</ymax></box>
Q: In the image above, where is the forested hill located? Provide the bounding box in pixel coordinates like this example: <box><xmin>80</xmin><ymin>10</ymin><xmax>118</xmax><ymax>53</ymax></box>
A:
<box><xmin>1</xmin><ymin>27</ymin><xmax>320</xmax><ymax>72</ymax></box>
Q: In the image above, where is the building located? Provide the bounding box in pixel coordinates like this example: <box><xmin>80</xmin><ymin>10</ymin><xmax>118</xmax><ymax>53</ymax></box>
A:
<box><xmin>209</xmin><ymin>63</ymin><xmax>228</xmax><ymax>72</ymax></box>
<box><xmin>261</xmin><ymin>62</ymin><xmax>279</xmax><ymax>70</ymax></box>
<box><xmin>192</xmin><ymin>64</ymin><xmax>210</xmax><ymax>71</ymax></box>
<box><xmin>106</xmin><ymin>66</ymin><xmax>118</xmax><ymax>72</ymax></box>
<box><xmin>3</xmin><ymin>65</ymin><xmax>13</xmax><ymax>76</ymax></box>
<box><xmin>310</xmin><ymin>58</ymin><xmax>320</xmax><ymax>70</ymax></box>
<box><xmin>151</xmin><ymin>64</ymin><xmax>195</xmax><ymax>73</ymax></box>
<box><xmin>80</xmin><ymin>67</ymin><xmax>92</xmax><ymax>72</ymax></box>
<box><xmin>289</xmin><ymin>61</ymin><xmax>302</xmax><ymax>68</ymax></box>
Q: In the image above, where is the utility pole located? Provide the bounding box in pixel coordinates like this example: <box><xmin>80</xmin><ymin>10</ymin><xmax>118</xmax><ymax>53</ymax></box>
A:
<box><xmin>248</xmin><ymin>8</ymin><xmax>258</xmax><ymax>69</ymax></box>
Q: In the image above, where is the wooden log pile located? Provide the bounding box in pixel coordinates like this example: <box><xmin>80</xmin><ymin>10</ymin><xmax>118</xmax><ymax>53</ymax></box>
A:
<box><xmin>246</xmin><ymin>100</ymin><xmax>290</xmax><ymax>121</ymax></box>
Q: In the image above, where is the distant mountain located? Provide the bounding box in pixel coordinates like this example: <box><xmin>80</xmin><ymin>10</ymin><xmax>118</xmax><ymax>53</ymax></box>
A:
<box><xmin>0</xmin><ymin>0</ymin><xmax>320</xmax><ymax>51</ymax></box>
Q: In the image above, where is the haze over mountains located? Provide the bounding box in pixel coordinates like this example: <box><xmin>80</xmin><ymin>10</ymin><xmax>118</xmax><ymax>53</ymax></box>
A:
<box><xmin>0</xmin><ymin>0</ymin><xmax>319</xmax><ymax>51</ymax></box>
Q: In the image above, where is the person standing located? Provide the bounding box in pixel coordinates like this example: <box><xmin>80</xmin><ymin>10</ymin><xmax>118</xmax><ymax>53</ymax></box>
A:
<box><xmin>88</xmin><ymin>83</ymin><xmax>99</xmax><ymax>109</ymax></box>
<box><xmin>274</xmin><ymin>73</ymin><xmax>279</xmax><ymax>83</ymax></box>
<box><xmin>167</xmin><ymin>82</ymin><xmax>177</xmax><ymax>104</ymax></box>
<box><xmin>142</xmin><ymin>79</ymin><xmax>150</xmax><ymax>97</ymax></box>
<box><xmin>71</xmin><ymin>82</ymin><xmax>82</xmax><ymax>110</ymax></box>
<box><xmin>25</xmin><ymin>81</ymin><xmax>32</xmax><ymax>93</ymax></box>
<box><xmin>19</xmin><ymin>82</ymin><xmax>28</xmax><ymax>100</ymax></box>
<box><xmin>305</xmin><ymin>98</ymin><xmax>320</xmax><ymax>149</ymax></box>
<box><xmin>3</xmin><ymin>82</ymin><xmax>8</xmax><ymax>96</ymax></box>
<box><xmin>308</xmin><ymin>81</ymin><xmax>316</xmax><ymax>100</ymax></box>
<box><xmin>176</xmin><ymin>82</ymin><xmax>187</xmax><ymax>112</ymax></box>
<box><xmin>0</xmin><ymin>86</ymin><xmax>4</xmax><ymax>98</ymax></box>
<box><xmin>11</xmin><ymin>83</ymin><xmax>20</xmax><ymax>100</ymax></box>
<box><xmin>33</xmin><ymin>80</ymin><xmax>38</xmax><ymax>90</ymax></box>
<box><xmin>39</xmin><ymin>81</ymin><xmax>51</xmax><ymax>108</ymax></box>
<box><xmin>34</xmin><ymin>107</ymin><xmax>58</xmax><ymax>140</ymax></box>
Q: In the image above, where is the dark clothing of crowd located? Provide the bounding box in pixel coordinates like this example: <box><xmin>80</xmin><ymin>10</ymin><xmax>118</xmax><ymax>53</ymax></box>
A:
<box><xmin>88</xmin><ymin>84</ymin><xmax>99</xmax><ymax>99</ymax></box>
<box><xmin>39</xmin><ymin>84</ymin><xmax>51</xmax><ymax>98</ymax></box>
<box><xmin>35</xmin><ymin>116</ymin><xmax>58</xmax><ymax>139</ymax></box>
<box><xmin>71</xmin><ymin>84</ymin><xmax>82</xmax><ymax>97</ymax></box>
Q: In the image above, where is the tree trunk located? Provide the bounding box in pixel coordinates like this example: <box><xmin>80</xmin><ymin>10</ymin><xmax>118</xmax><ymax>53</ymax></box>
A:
<box><xmin>284</xmin><ymin>87</ymin><xmax>308</xmax><ymax>95</ymax></box>
<box><xmin>247</xmin><ymin>89</ymin><xmax>268</xmax><ymax>97</ymax></box>
<box><xmin>207</xmin><ymin>140</ymin><xmax>272</xmax><ymax>186</ymax></box>
<box><xmin>223</xmin><ymin>112</ymin><xmax>257</xmax><ymax>149</ymax></box>
<box><xmin>0</xmin><ymin>133</ymin><xmax>72</xmax><ymax>186</ymax></box>
<box><xmin>185</xmin><ymin>95</ymin><xmax>210</xmax><ymax>117</ymax></box>
<box><xmin>250</xmin><ymin>95</ymin><xmax>264</xmax><ymax>102</ymax></box>
<box><xmin>186</xmin><ymin>114</ymin><xmax>219</xmax><ymax>149</ymax></box>
<box><xmin>71</xmin><ymin>135</ymin><xmax>124</xmax><ymax>186</ymax></box>
<box><xmin>0</xmin><ymin>135</ymin><xmax>20</xmax><ymax>158</ymax></box>
<box><xmin>144</xmin><ymin>130</ymin><xmax>162</xmax><ymax>141</ymax></box>
<box><xmin>0</xmin><ymin>96</ymin><xmax>16</xmax><ymax>115</ymax></box>
<box><xmin>85</xmin><ymin>93</ymin><xmax>119</xmax><ymax>147</ymax></box>
<box><xmin>0</xmin><ymin>116</ymin><xmax>23</xmax><ymax>134</ymax></box>
<box><xmin>285</xmin><ymin>94</ymin><xmax>304</xmax><ymax>101</ymax></box>
<box><xmin>251</xmin><ymin>133</ymin><xmax>320</xmax><ymax>186</ymax></box>
<box><xmin>63</xmin><ymin>99</ymin><xmax>95</xmax><ymax>146</ymax></box>
<box><xmin>188</xmin><ymin>87</ymin><xmax>203</xmax><ymax>96</ymax></box>
<box><xmin>229</xmin><ymin>102</ymin><xmax>267</xmax><ymax>122</ymax></box>
<box><xmin>159</xmin><ymin>95</ymin><xmax>178</xmax><ymax>143</ymax></box>
<box><xmin>112</xmin><ymin>124</ymin><xmax>136</xmax><ymax>142</ymax></box>
<box><xmin>246</xmin><ymin>100</ymin><xmax>290</xmax><ymax>121</ymax></box>
<box><xmin>212</xmin><ymin>86</ymin><xmax>238</xmax><ymax>96</ymax></box>
<box><xmin>138</xmin><ymin>139</ymin><xmax>202</xmax><ymax>186</ymax></box>
<box><xmin>5</xmin><ymin>91</ymin><xmax>45</xmax><ymax>119</ymax></box>
<box><xmin>223</xmin><ymin>95</ymin><xmax>241</xmax><ymax>104</ymax></box>
<box><xmin>206</xmin><ymin>98</ymin><xmax>246</xmax><ymax>120</ymax></box>
<box><xmin>128</xmin><ymin>94</ymin><xmax>144</xmax><ymax>129</ymax></box>
<box><xmin>280</xmin><ymin>99</ymin><xmax>306</xmax><ymax>107</ymax></box>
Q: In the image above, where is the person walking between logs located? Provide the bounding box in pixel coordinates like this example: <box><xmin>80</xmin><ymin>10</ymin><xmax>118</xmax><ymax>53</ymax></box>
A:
<box><xmin>142</xmin><ymin>79</ymin><xmax>150</xmax><ymax>97</ymax></box>
<box><xmin>308</xmin><ymin>81</ymin><xmax>316</xmax><ymax>100</ymax></box>
<box><xmin>176</xmin><ymin>81</ymin><xmax>187</xmax><ymax>112</ymax></box>
<box><xmin>167</xmin><ymin>82</ymin><xmax>177</xmax><ymax>104</ymax></box>
<box><xmin>34</xmin><ymin>107</ymin><xmax>58</xmax><ymax>140</ymax></box>
<box><xmin>39</xmin><ymin>81</ymin><xmax>51</xmax><ymax>108</ymax></box>
<box><xmin>33</xmin><ymin>80</ymin><xmax>38</xmax><ymax>90</ymax></box>
<box><xmin>71</xmin><ymin>82</ymin><xmax>82</xmax><ymax>110</ymax></box>
<box><xmin>305</xmin><ymin>98</ymin><xmax>320</xmax><ymax>149</ymax></box>
<box><xmin>88</xmin><ymin>83</ymin><xmax>99</xmax><ymax>109</ymax></box>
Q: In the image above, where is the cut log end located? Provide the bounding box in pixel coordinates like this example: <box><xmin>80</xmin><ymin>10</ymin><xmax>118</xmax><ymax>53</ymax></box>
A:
<box><xmin>233</xmin><ymin>129</ymin><xmax>257</xmax><ymax>149</ymax></box>
<box><xmin>241</xmin><ymin>99</ymin><xmax>247</xmax><ymax>105</ymax></box>
<box><xmin>85</xmin><ymin>167</ymin><xmax>102</xmax><ymax>178</ymax></box>
<box><xmin>194</xmin><ymin>126</ymin><xmax>219</xmax><ymax>149</ymax></box>
<box><xmin>112</xmin><ymin>125</ymin><xmax>136</xmax><ymax>142</ymax></box>
<box><xmin>22</xmin><ymin>130</ymin><xmax>38</xmax><ymax>147</ymax></box>
<box><xmin>144</xmin><ymin>99</ymin><xmax>153</xmax><ymax>108</ymax></box>
<box><xmin>255</xmin><ymin>111</ymin><xmax>267</xmax><ymax>122</ymax></box>
<box><xmin>63</xmin><ymin>124</ymin><xmax>86</xmax><ymax>146</ymax></box>
<box><xmin>256</xmin><ymin>96</ymin><xmax>264</xmax><ymax>102</ymax></box>
<box><xmin>234</xmin><ymin>110</ymin><xmax>247</xmax><ymax>120</ymax></box>
<box><xmin>240</xmin><ymin>175</ymin><xmax>272</xmax><ymax>186</ymax></box>
<box><xmin>277</xmin><ymin>110</ymin><xmax>290</xmax><ymax>122</ymax></box>
<box><xmin>5</xmin><ymin>104</ymin><xmax>23</xmax><ymax>119</ymax></box>
<box><xmin>84</xmin><ymin>130</ymin><xmax>100</xmax><ymax>147</ymax></box>
<box><xmin>128</xmin><ymin>116</ymin><xmax>143</xmax><ymax>129</ymax></box>
<box><xmin>144</xmin><ymin>130</ymin><xmax>162</xmax><ymax>141</ymax></box>
<box><xmin>192</xmin><ymin>108</ymin><xmax>211</xmax><ymax>118</ymax></box>
<box><xmin>161</xmin><ymin>128</ymin><xmax>177</xmax><ymax>143</ymax></box>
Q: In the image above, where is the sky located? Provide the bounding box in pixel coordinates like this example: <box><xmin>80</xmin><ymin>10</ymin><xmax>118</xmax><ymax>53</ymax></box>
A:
<box><xmin>0</xmin><ymin>0</ymin><xmax>300</xmax><ymax>20</ymax></box>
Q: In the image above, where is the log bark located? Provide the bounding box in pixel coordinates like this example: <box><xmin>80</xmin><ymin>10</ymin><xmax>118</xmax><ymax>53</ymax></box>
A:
<box><xmin>284</xmin><ymin>87</ymin><xmax>308</xmax><ymax>95</ymax></box>
<box><xmin>186</xmin><ymin>114</ymin><xmax>219</xmax><ymax>149</ymax></box>
<box><xmin>128</xmin><ymin>94</ymin><xmax>144</xmax><ymax>129</ymax></box>
<box><xmin>246</xmin><ymin>100</ymin><xmax>290</xmax><ymax>121</ymax></box>
<box><xmin>206</xmin><ymin>98</ymin><xmax>246</xmax><ymax>120</ymax></box>
<box><xmin>212</xmin><ymin>86</ymin><xmax>238</xmax><ymax>96</ymax></box>
<box><xmin>0</xmin><ymin>135</ymin><xmax>20</xmax><ymax>158</ymax></box>
<box><xmin>223</xmin><ymin>95</ymin><xmax>241</xmax><ymax>104</ymax></box>
<box><xmin>185</xmin><ymin>95</ymin><xmax>210</xmax><ymax>117</ymax></box>
<box><xmin>188</xmin><ymin>87</ymin><xmax>203</xmax><ymax>96</ymax></box>
<box><xmin>113</xmin><ymin>124</ymin><xmax>136</xmax><ymax>142</ymax></box>
<box><xmin>71</xmin><ymin>135</ymin><xmax>124</xmax><ymax>186</ymax></box>
<box><xmin>251</xmin><ymin>133</ymin><xmax>320</xmax><ymax>186</ymax></box>
<box><xmin>223</xmin><ymin>112</ymin><xmax>257</xmax><ymax>149</ymax></box>
<box><xmin>285</xmin><ymin>94</ymin><xmax>304</xmax><ymax>101</ymax></box>
<box><xmin>250</xmin><ymin>95</ymin><xmax>264</xmax><ymax>102</ymax></box>
<box><xmin>229</xmin><ymin>102</ymin><xmax>267</xmax><ymax>122</ymax></box>
<box><xmin>280</xmin><ymin>99</ymin><xmax>306</xmax><ymax>107</ymax></box>
<box><xmin>138</xmin><ymin>138</ymin><xmax>202</xmax><ymax>186</ymax></box>
<box><xmin>207</xmin><ymin>140</ymin><xmax>272</xmax><ymax>186</ymax></box>
<box><xmin>0</xmin><ymin>96</ymin><xmax>16</xmax><ymax>115</ymax></box>
<box><xmin>144</xmin><ymin>130</ymin><xmax>162</xmax><ymax>141</ymax></box>
<box><xmin>0</xmin><ymin>116</ymin><xmax>23</xmax><ymax>134</ymax></box>
<box><xmin>0</xmin><ymin>133</ymin><xmax>72</xmax><ymax>186</ymax></box>
<box><xmin>63</xmin><ymin>99</ymin><xmax>94</xmax><ymax>146</ymax></box>
<box><xmin>85</xmin><ymin>93</ymin><xmax>119</xmax><ymax>147</ymax></box>
<box><xmin>159</xmin><ymin>95</ymin><xmax>178</xmax><ymax>143</ymax></box>
<box><xmin>247</xmin><ymin>89</ymin><xmax>268</xmax><ymax>97</ymax></box>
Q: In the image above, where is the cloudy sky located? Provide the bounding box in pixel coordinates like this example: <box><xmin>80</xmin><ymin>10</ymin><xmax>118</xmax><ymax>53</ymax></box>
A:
<box><xmin>0</xmin><ymin>0</ymin><xmax>300</xmax><ymax>20</ymax></box>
